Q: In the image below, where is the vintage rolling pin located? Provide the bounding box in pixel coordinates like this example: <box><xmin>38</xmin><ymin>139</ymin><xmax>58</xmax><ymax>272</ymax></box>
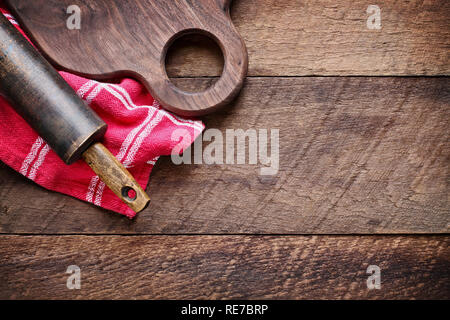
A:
<box><xmin>0</xmin><ymin>14</ymin><xmax>150</xmax><ymax>213</ymax></box>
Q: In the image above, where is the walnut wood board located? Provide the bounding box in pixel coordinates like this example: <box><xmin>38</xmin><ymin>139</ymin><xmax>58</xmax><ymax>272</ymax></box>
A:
<box><xmin>0</xmin><ymin>235</ymin><xmax>448</xmax><ymax>299</ymax></box>
<box><xmin>166</xmin><ymin>0</ymin><xmax>450</xmax><ymax>77</ymax></box>
<box><xmin>1</xmin><ymin>77</ymin><xmax>448</xmax><ymax>234</ymax></box>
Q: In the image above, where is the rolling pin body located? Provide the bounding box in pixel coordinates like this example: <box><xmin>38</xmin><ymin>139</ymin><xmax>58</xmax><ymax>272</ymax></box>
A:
<box><xmin>0</xmin><ymin>14</ymin><xmax>150</xmax><ymax>213</ymax></box>
<box><xmin>0</xmin><ymin>13</ymin><xmax>106</xmax><ymax>164</ymax></box>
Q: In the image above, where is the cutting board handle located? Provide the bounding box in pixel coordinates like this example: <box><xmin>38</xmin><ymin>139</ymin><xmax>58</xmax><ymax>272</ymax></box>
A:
<box><xmin>144</xmin><ymin>27</ymin><xmax>248</xmax><ymax>116</ymax></box>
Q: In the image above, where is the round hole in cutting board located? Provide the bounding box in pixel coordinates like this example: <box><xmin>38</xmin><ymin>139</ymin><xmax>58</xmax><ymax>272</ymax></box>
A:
<box><xmin>165</xmin><ymin>33</ymin><xmax>224</xmax><ymax>93</ymax></box>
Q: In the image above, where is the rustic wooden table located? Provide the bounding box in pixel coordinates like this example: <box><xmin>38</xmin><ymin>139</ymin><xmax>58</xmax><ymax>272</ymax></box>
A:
<box><xmin>0</xmin><ymin>0</ymin><xmax>449</xmax><ymax>299</ymax></box>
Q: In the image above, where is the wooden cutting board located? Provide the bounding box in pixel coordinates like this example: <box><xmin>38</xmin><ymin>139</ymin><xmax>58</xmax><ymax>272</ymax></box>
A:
<box><xmin>5</xmin><ymin>0</ymin><xmax>248</xmax><ymax>116</ymax></box>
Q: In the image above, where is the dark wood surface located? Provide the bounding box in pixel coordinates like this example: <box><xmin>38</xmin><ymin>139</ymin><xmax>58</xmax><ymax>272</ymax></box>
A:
<box><xmin>0</xmin><ymin>0</ymin><xmax>448</xmax><ymax>299</ymax></box>
<box><xmin>1</xmin><ymin>77</ymin><xmax>448</xmax><ymax>234</ymax></box>
<box><xmin>167</xmin><ymin>0</ymin><xmax>450</xmax><ymax>77</ymax></box>
<box><xmin>6</xmin><ymin>0</ymin><xmax>248</xmax><ymax>116</ymax></box>
<box><xmin>0</xmin><ymin>235</ymin><xmax>448</xmax><ymax>299</ymax></box>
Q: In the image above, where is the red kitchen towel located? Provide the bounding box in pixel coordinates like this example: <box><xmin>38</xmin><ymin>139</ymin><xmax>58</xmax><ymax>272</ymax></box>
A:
<box><xmin>0</xmin><ymin>7</ymin><xmax>204</xmax><ymax>218</ymax></box>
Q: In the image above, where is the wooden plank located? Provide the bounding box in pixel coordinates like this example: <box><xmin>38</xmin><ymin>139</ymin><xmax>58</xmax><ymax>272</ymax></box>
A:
<box><xmin>0</xmin><ymin>77</ymin><xmax>449</xmax><ymax>234</ymax></box>
<box><xmin>165</xmin><ymin>0</ymin><xmax>450</xmax><ymax>77</ymax></box>
<box><xmin>0</xmin><ymin>235</ymin><xmax>448</xmax><ymax>299</ymax></box>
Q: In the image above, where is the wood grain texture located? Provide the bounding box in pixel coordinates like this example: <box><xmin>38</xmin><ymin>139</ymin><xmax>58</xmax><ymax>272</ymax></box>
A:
<box><xmin>167</xmin><ymin>0</ymin><xmax>450</xmax><ymax>76</ymax></box>
<box><xmin>1</xmin><ymin>77</ymin><xmax>448</xmax><ymax>234</ymax></box>
<box><xmin>6</xmin><ymin>0</ymin><xmax>248</xmax><ymax>116</ymax></box>
<box><xmin>0</xmin><ymin>235</ymin><xmax>448</xmax><ymax>299</ymax></box>
<box><xmin>1</xmin><ymin>0</ymin><xmax>447</xmax><ymax>302</ymax></box>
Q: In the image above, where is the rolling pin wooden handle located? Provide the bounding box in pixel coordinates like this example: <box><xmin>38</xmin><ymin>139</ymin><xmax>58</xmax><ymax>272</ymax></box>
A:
<box><xmin>82</xmin><ymin>143</ymin><xmax>150</xmax><ymax>213</ymax></box>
